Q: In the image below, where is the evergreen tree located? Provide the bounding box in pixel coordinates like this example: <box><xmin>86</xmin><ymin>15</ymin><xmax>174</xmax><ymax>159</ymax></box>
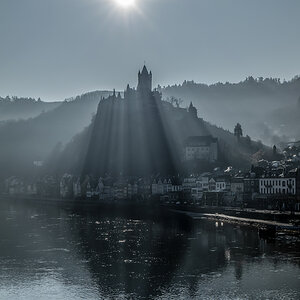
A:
<box><xmin>234</xmin><ymin>123</ymin><xmax>243</xmax><ymax>141</ymax></box>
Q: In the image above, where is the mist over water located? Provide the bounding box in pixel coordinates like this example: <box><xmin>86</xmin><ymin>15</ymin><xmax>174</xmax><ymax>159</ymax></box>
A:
<box><xmin>0</xmin><ymin>200</ymin><xmax>299</xmax><ymax>300</ymax></box>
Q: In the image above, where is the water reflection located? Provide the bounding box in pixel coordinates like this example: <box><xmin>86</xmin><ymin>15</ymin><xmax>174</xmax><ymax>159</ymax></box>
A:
<box><xmin>0</xmin><ymin>200</ymin><xmax>299</xmax><ymax>299</ymax></box>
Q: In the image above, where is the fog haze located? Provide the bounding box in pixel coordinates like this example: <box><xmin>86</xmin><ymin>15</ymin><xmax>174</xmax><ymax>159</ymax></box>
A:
<box><xmin>1</xmin><ymin>0</ymin><xmax>300</xmax><ymax>101</ymax></box>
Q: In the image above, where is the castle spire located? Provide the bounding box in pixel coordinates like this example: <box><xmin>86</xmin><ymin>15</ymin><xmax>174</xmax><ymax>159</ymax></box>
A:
<box><xmin>141</xmin><ymin>65</ymin><xmax>148</xmax><ymax>74</ymax></box>
<box><xmin>137</xmin><ymin>65</ymin><xmax>152</xmax><ymax>93</ymax></box>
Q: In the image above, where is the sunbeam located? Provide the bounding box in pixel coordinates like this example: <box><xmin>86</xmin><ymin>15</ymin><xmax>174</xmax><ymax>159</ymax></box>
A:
<box><xmin>114</xmin><ymin>0</ymin><xmax>135</xmax><ymax>8</ymax></box>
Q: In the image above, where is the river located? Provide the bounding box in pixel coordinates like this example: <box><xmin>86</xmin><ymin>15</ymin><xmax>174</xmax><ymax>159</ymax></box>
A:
<box><xmin>0</xmin><ymin>200</ymin><xmax>299</xmax><ymax>299</ymax></box>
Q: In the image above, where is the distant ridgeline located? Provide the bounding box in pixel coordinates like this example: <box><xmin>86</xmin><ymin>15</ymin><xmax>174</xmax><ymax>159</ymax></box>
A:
<box><xmin>0</xmin><ymin>96</ymin><xmax>60</xmax><ymax>121</ymax></box>
<box><xmin>160</xmin><ymin>76</ymin><xmax>300</xmax><ymax>144</ymax></box>
<box><xmin>54</xmin><ymin>66</ymin><xmax>268</xmax><ymax>177</ymax></box>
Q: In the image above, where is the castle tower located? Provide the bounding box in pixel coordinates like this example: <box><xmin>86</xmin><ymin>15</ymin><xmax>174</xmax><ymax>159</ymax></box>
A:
<box><xmin>137</xmin><ymin>65</ymin><xmax>152</xmax><ymax>93</ymax></box>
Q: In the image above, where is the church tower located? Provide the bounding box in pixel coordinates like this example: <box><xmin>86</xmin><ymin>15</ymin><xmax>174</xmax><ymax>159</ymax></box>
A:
<box><xmin>137</xmin><ymin>65</ymin><xmax>152</xmax><ymax>93</ymax></box>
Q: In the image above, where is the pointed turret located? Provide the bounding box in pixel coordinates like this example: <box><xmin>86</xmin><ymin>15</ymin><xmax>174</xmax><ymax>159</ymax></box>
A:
<box><xmin>137</xmin><ymin>65</ymin><xmax>152</xmax><ymax>93</ymax></box>
<box><xmin>141</xmin><ymin>65</ymin><xmax>148</xmax><ymax>74</ymax></box>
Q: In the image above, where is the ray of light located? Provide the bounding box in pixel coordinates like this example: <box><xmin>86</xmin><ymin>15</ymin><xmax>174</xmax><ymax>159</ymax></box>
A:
<box><xmin>114</xmin><ymin>0</ymin><xmax>135</xmax><ymax>8</ymax></box>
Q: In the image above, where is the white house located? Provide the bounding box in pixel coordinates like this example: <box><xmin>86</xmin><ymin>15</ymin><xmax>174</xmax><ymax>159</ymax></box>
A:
<box><xmin>184</xmin><ymin>135</ymin><xmax>218</xmax><ymax>162</ymax></box>
<box><xmin>259</xmin><ymin>177</ymin><xmax>296</xmax><ymax>195</ymax></box>
<box><xmin>215</xmin><ymin>178</ymin><xmax>227</xmax><ymax>192</ymax></box>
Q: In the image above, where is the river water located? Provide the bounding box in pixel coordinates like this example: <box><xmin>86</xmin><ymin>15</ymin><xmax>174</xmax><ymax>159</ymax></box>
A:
<box><xmin>0</xmin><ymin>200</ymin><xmax>299</xmax><ymax>300</ymax></box>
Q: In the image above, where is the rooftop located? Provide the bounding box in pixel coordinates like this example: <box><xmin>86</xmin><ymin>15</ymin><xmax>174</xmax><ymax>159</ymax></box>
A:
<box><xmin>184</xmin><ymin>135</ymin><xmax>217</xmax><ymax>147</ymax></box>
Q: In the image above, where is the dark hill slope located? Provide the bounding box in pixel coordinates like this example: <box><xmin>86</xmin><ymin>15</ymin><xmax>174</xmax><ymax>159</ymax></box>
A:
<box><xmin>50</xmin><ymin>96</ymin><xmax>268</xmax><ymax>177</ymax></box>
<box><xmin>0</xmin><ymin>91</ymin><xmax>112</xmax><ymax>178</ymax></box>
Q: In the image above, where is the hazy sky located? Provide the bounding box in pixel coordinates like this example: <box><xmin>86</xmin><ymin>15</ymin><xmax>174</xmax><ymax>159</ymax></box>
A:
<box><xmin>1</xmin><ymin>0</ymin><xmax>300</xmax><ymax>101</ymax></box>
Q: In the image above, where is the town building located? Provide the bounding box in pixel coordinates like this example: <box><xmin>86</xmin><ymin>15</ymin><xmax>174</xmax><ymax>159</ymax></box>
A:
<box><xmin>259</xmin><ymin>177</ymin><xmax>296</xmax><ymax>195</ymax></box>
<box><xmin>231</xmin><ymin>177</ymin><xmax>244</xmax><ymax>194</ymax></box>
<box><xmin>182</xmin><ymin>177</ymin><xmax>197</xmax><ymax>193</ymax></box>
<box><xmin>215</xmin><ymin>178</ymin><xmax>228</xmax><ymax>192</ymax></box>
<box><xmin>127</xmin><ymin>182</ymin><xmax>138</xmax><ymax>198</ymax></box>
<box><xmin>59</xmin><ymin>174</ymin><xmax>73</xmax><ymax>198</ymax></box>
<box><xmin>73</xmin><ymin>177</ymin><xmax>81</xmax><ymax>198</ymax></box>
<box><xmin>152</xmin><ymin>178</ymin><xmax>182</xmax><ymax>195</ymax></box>
<box><xmin>244</xmin><ymin>176</ymin><xmax>259</xmax><ymax>195</ymax></box>
<box><xmin>5</xmin><ymin>176</ymin><xmax>24</xmax><ymax>195</ymax></box>
<box><xmin>184</xmin><ymin>135</ymin><xmax>218</xmax><ymax>162</ymax></box>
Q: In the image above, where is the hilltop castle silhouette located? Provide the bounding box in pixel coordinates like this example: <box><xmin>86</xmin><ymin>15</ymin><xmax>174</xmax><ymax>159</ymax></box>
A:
<box><xmin>122</xmin><ymin>65</ymin><xmax>161</xmax><ymax>104</ymax></box>
<box><xmin>84</xmin><ymin>65</ymin><xmax>179</xmax><ymax>176</ymax></box>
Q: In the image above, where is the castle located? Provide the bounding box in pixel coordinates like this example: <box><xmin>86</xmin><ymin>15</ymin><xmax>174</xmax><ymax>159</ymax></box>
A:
<box><xmin>86</xmin><ymin>65</ymin><xmax>178</xmax><ymax>176</ymax></box>
<box><xmin>137</xmin><ymin>65</ymin><xmax>152</xmax><ymax>93</ymax></box>
<box><xmin>105</xmin><ymin>65</ymin><xmax>162</xmax><ymax>104</ymax></box>
<box><xmin>85</xmin><ymin>65</ymin><xmax>218</xmax><ymax>176</ymax></box>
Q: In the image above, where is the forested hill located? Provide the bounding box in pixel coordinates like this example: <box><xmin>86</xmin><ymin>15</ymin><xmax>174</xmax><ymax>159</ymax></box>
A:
<box><xmin>161</xmin><ymin>76</ymin><xmax>300</xmax><ymax>145</ymax></box>
<box><xmin>0</xmin><ymin>88</ymin><xmax>274</xmax><ymax>179</ymax></box>
<box><xmin>0</xmin><ymin>96</ymin><xmax>60</xmax><ymax>121</ymax></box>
<box><xmin>0</xmin><ymin>91</ymin><xmax>112</xmax><ymax>178</ymax></box>
<box><xmin>48</xmin><ymin>96</ymin><xmax>270</xmax><ymax>178</ymax></box>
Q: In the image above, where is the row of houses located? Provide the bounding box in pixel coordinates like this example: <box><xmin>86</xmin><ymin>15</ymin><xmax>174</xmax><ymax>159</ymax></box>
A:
<box><xmin>2</xmin><ymin>166</ymin><xmax>299</xmax><ymax>210</ymax></box>
<box><xmin>152</xmin><ymin>162</ymin><xmax>300</xmax><ymax>208</ymax></box>
<box><xmin>62</xmin><ymin>176</ymin><xmax>152</xmax><ymax>201</ymax></box>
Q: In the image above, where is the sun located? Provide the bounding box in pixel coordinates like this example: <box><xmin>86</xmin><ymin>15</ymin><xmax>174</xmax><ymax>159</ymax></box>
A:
<box><xmin>114</xmin><ymin>0</ymin><xmax>135</xmax><ymax>8</ymax></box>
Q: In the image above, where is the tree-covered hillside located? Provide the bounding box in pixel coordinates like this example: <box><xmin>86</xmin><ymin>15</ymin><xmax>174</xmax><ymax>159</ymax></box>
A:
<box><xmin>0</xmin><ymin>91</ymin><xmax>112</xmax><ymax>178</ymax></box>
<box><xmin>0</xmin><ymin>96</ymin><xmax>60</xmax><ymax>121</ymax></box>
<box><xmin>161</xmin><ymin>76</ymin><xmax>300</xmax><ymax>145</ymax></box>
<box><xmin>47</xmin><ymin>95</ymin><xmax>269</xmax><ymax>177</ymax></box>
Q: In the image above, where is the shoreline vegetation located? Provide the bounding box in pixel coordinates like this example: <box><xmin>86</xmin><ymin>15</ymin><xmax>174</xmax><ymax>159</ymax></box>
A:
<box><xmin>1</xmin><ymin>194</ymin><xmax>299</xmax><ymax>236</ymax></box>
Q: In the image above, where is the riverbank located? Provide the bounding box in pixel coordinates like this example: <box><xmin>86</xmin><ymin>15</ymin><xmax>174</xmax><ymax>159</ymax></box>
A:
<box><xmin>2</xmin><ymin>194</ymin><xmax>300</xmax><ymax>234</ymax></box>
<box><xmin>0</xmin><ymin>194</ymin><xmax>190</xmax><ymax>225</ymax></box>
<box><xmin>172</xmin><ymin>209</ymin><xmax>300</xmax><ymax>235</ymax></box>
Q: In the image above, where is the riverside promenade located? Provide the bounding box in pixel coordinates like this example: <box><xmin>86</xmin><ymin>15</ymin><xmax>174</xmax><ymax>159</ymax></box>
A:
<box><xmin>173</xmin><ymin>207</ymin><xmax>300</xmax><ymax>234</ymax></box>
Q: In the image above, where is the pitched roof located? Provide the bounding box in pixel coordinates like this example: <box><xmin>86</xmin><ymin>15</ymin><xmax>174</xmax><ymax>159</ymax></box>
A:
<box><xmin>141</xmin><ymin>65</ymin><xmax>149</xmax><ymax>74</ymax></box>
<box><xmin>185</xmin><ymin>135</ymin><xmax>217</xmax><ymax>147</ymax></box>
